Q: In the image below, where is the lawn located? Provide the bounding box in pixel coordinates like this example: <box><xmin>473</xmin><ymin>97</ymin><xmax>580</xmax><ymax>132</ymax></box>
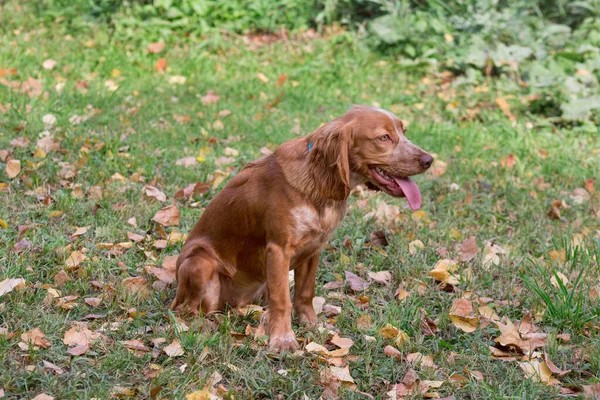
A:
<box><xmin>1</xmin><ymin>2</ymin><xmax>599</xmax><ymax>399</ymax></box>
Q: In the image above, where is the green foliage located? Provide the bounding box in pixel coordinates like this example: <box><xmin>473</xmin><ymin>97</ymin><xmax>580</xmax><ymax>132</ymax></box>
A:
<box><xmin>521</xmin><ymin>241</ymin><xmax>600</xmax><ymax>330</ymax></box>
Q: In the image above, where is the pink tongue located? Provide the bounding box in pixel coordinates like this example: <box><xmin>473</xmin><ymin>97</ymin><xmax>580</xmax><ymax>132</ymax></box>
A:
<box><xmin>395</xmin><ymin>177</ymin><xmax>422</xmax><ymax>210</ymax></box>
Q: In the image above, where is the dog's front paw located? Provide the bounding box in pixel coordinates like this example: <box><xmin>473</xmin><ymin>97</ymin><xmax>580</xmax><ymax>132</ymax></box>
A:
<box><xmin>295</xmin><ymin>306</ymin><xmax>317</xmax><ymax>327</ymax></box>
<box><xmin>269</xmin><ymin>331</ymin><xmax>299</xmax><ymax>352</ymax></box>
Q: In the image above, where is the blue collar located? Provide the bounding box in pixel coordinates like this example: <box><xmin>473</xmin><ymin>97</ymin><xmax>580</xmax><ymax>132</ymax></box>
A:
<box><xmin>307</xmin><ymin>141</ymin><xmax>313</xmax><ymax>152</ymax></box>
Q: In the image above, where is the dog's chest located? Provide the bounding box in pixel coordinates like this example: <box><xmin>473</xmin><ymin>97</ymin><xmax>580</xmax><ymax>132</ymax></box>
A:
<box><xmin>290</xmin><ymin>203</ymin><xmax>346</xmax><ymax>249</ymax></box>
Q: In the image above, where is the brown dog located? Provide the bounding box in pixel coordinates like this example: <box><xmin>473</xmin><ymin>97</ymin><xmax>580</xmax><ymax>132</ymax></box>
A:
<box><xmin>171</xmin><ymin>105</ymin><xmax>433</xmax><ymax>351</ymax></box>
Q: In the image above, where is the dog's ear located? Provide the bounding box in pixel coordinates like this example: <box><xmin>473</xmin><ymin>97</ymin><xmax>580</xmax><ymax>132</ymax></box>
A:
<box><xmin>308</xmin><ymin>121</ymin><xmax>354</xmax><ymax>198</ymax></box>
<box><xmin>335</xmin><ymin>125</ymin><xmax>353</xmax><ymax>193</ymax></box>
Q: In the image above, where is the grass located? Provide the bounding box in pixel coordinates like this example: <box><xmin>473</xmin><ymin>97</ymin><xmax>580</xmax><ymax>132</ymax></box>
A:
<box><xmin>1</xmin><ymin>2</ymin><xmax>600</xmax><ymax>399</ymax></box>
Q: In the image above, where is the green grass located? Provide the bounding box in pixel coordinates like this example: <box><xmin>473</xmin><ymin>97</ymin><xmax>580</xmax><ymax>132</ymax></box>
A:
<box><xmin>1</xmin><ymin>2</ymin><xmax>599</xmax><ymax>399</ymax></box>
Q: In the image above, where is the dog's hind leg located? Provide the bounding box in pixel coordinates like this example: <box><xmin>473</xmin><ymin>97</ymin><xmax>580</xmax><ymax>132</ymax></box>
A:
<box><xmin>171</xmin><ymin>255</ymin><xmax>221</xmax><ymax>316</ymax></box>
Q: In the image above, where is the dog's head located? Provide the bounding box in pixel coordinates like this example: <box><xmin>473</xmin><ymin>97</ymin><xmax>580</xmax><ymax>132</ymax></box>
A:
<box><xmin>309</xmin><ymin>105</ymin><xmax>433</xmax><ymax>209</ymax></box>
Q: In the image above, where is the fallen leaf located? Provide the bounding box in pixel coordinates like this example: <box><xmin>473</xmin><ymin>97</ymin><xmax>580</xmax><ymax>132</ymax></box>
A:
<box><xmin>152</xmin><ymin>204</ymin><xmax>180</xmax><ymax>227</ymax></box>
<box><xmin>482</xmin><ymin>241</ymin><xmax>506</xmax><ymax>269</ymax></box>
<box><xmin>68</xmin><ymin>344</ymin><xmax>90</xmax><ymax>356</ymax></box>
<box><xmin>42</xmin><ymin>59</ymin><xmax>57</xmax><ymax>70</ymax></box>
<box><xmin>65</xmin><ymin>251</ymin><xmax>87</xmax><ymax>270</ymax></box>
<box><xmin>345</xmin><ymin>271</ymin><xmax>370</xmax><ymax>291</ymax></box>
<box><xmin>176</xmin><ymin>157</ymin><xmax>197</xmax><ymax>167</ymax></box>
<box><xmin>256</xmin><ymin>73</ymin><xmax>269</xmax><ymax>83</ymax></box>
<box><xmin>368</xmin><ymin>270</ymin><xmax>391</xmax><ymax>285</ymax></box>
<box><xmin>84</xmin><ymin>297</ymin><xmax>102</xmax><ymax>307</ymax></box>
<box><xmin>144</xmin><ymin>266</ymin><xmax>176</xmax><ymax>284</ymax></box>
<box><xmin>550</xmin><ymin>271</ymin><xmax>569</xmax><ymax>288</ymax></box>
<box><xmin>518</xmin><ymin>360</ymin><xmax>559</xmax><ymax>386</ymax></box>
<box><xmin>420</xmin><ymin>313</ymin><xmax>439</xmax><ymax>336</ymax></box>
<box><xmin>6</xmin><ymin>159</ymin><xmax>21</xmax><ymax>178</ymax></box>
<box><xmin>306</xmin><ymin>342</ymin><xmax>328</xmax><ymax>354</ymax></box>
<box><xmin>122</xmin><ymin>276</ymin><xmax>149</xmax><ymax>298</ymax></box>
<box><xmin>42</xmin><ymin>360</ymin><xmax>65</xmax><ymax>375</ymax></box>
<box><xmin>428</xmin><ymin>259</ymin><xmax>460</xmax><ymax>285</ymax></box>
<box><xmin>32</xmin><ymin>394</ymin><xmax>54</xmax><ymax>400</ymax></box>
<box><xmin>370</xmin><ymin>230</ymin><xmax>388</xmax><ymax>246</ymax></box>
<box><xmin>127</xmin><ymin>232</ymin><xmax>145</xmax><ymax>242</ymax></box>
<box><xmin>63</xmin><ymin>324</ymin><xmax>102</xmax><ymax>348</ymax></box>
<box><xmin>145</xmin><ymin>185</ymin><xmax>167</xmax><ymax>202</ymax></box>
<box><xmin>384</xmin><ymin>345</ymin><xmax>401</xmax><ymax>360</ymax></box>
<box><xmin>449</xmin><ymin>298</ymin><xmax>479</xmax><ymax>333</ymax></box>
<box><xmin>460</xmin><ymin>236</ymin><xmax>478</xmax><ymax>262</ymax></box>
<box><xmin>501</xmin><ymin>154</ymin><xmax>516</xmax><ymax>168</ymax></box>
<box><xmin>496</xmin><ymin>96</ymin><xmax>515</xmax><ymax>121</ymax></box>
<box><xmin>409</xmin><ymin>239</ymin><xmax>424</xmax><ymax>255</ymax></box>
<box><xmin>147</xmin><ymin>41</ymin><xmax>164</xmax><ymax>53</ymax></box>
<box><xmin>201</xmin><ymin>90</ymin><xmax>220</xmax><ymax>105</ymax></box>
<box><xmin>163</xmin><ymin>339</ymin><xmax>184</xmax><ymax>357</ymax></box>
<box><xmin>331</xmin><ymin>336</ymin><xmax>354</xmax><ymax>349</ymax></box>
<box><xmin>155</xmin><ymin>58</ymin><xmax>167</xmax><ymax>73</ymax></box>
<box><xmin>380</xmin><ymin>324</ymin><xmax>409</xmax><ymax>346</ymax></box>
<box><xmin>356</xmin><ymin>314</ymin><xmax>373</xmax><ymax>329</ymax></box>
<box><xmin>406</xmin><ymin>352</ymin><xmax>438</xmax><ymax>369</ymax></box>
<box><xmin>543</xmin><ymin>353</ymin><xmax>571</xmax><ymax>377</ymax></box>
<box><xmin>313</xmin><ymin>296</ymin><xmax>326</xmax><ymax>315</ymax></box>
<box><xmin>0</xmin><ymin>277</ymin><xmax>26</xmax><ymax>297</ymax></box>
<box><xmin>21</xmin><ymin>328</ymin><xmax>51</xmax><ymax>349</ymax></box>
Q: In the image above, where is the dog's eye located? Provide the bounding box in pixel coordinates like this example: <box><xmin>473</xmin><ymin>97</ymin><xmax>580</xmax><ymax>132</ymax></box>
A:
<box><xmin>380</xmin><ymin>134</ymin><xmax>390</xmax><ymax>142</ymax></box>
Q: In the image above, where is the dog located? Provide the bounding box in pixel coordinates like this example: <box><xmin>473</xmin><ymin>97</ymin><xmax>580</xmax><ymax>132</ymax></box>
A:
<box><xmin>171</xmin><ymin>105</ymin><xmax>433</xmax><ymax>351</ymax></box>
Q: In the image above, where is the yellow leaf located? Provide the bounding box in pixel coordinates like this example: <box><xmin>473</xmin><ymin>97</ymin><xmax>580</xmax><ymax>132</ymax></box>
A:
<box><xmin>6</xmin><ymin>159</ymin><xmax>21</xmax><ymax>178</ymax></box>
<box><xmin>428</xmin><ymin>259</ymin><xmax>460</xmax><ymax>285</ymax></box>
<box><xmin>518</xmin><ymin>360</ymin><xmax>560</xmax><ymax>386</ymax></box>
<box><xmin>449</xmin><ymin>298</ymin><xmax>479</xmax><ymax>333</ymax></box>
<box><xmin>33</xmin><ymin>148</ymin><xmax>46</xmax><ymax>159</ymax></box>
<box><xmin>0</xmin><ymin>218</ymin><xmax>7</xmax><ymax>229</ymax></box>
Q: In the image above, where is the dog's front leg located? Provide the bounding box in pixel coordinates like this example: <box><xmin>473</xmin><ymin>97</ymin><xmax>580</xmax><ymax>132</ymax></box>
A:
<box><xmin>265</xmin><ymin>242</ymin><xmax>298</xmax><ymax>351</ymax></box>
<box><xmin>293</xmin><ymin>253</ymin><xmax>319</xmax><ymax>326</ymax></box>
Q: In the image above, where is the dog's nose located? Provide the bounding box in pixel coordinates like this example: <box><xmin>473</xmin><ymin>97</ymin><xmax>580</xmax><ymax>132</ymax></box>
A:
<box><xmin>419</xmin><ymin>154</ymin><xmax>434</xmax><ymax>169</ymax></box>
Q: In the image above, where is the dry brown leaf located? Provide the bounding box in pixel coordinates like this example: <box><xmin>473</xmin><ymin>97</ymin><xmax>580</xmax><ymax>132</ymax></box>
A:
<box><xmin>42</xmin><ymin>360</ymin><xmax>65</xmax><ymax>375</ymax></box>
<box><xmin>356</xmin><ymin>314</ymin><xmax>373</xmax><ymax>329</ymax></box>
<box><xmin>144</xmin><ymin>266</ymin><xmax>176</xmax><ymax>284</ymax></box>
<box><xmin>256</xmin><ymin>73</ymin><xmax>269</xmax><ymax>83</ymax></box>
<box><xmin>384</xmin><ymin>345</ymin><xmax>401</xmax><ymax>360</ymax></box>
<box><xmin>369</xmin><ymin>230</ymin><xmax>388</xmax><ymax>246</ymax></box>
<box><xmin>152</xmin><ymin>204</ymin><xmax>180</xmax><ymax>227</ymax></box>
<box><xmin>68</xmin><ymin>343</ymin><xmax>90</xmax><ymax>356</ymax></box>
<box><xmin>501</xmin><ymin>154</ymin><xmax>516</xmax><ymax>168</ymax></box>
<box><xmin>313</xmin><ymin>296</ymin><xmax>326</xmax><ymax>315</ymax></box>
<box><xmin>518</xmin><ymin>360</ymin><xmax>559</xmax><ymax>386</ymax></box>
<box><xmin>6</xmin><ymin>159</ymin><xmax>21</xmax><ymax>178</ymax></box>
<box><xmin>406</xmin><ymin>352</ymin><xmax>438</xmax><ymax>369</ymax></box>
<box><xmin>21</xmin><ymin>328</ymin><xmax>51</xmax><ymax>349</ymax></box>
<box><xmin>164</xmin><ymin>339</ymin><xmax>184</xmax><ymax>357</ymax></box>
<box><xmin>367</xmin><ymin>270</ymin><xmax>391</xmax><ymax>285</ymax></box>
<box><xmin>144</xmin><ymin>185</ymin><xmax>167</xmax><ymax>202</ymax></box>
<box><xmin>63</xmin><ymin>324</ymin><xmax>102</xmax><ymax>348</ymax></box>
<box><xmin>496</xmin><ymin>96</ymin><xmax>515</xmax><ymax>121</ymax></box>
<box><xmin>409</xmin><ymin>239</ymin><xmax>425</xmax><ymax>255</ymax></box>
<box><xmin>428</xmin><ymin>259</ymin><xmax>460</xmax><ymax>285</ymax></box>
<box><xmin>380</xmin><ymin>324</ymin><xmax>409</xmax><ymax>346</ymax></box>
<box><xmin>330</xmin><ymin>336</ymin><xmax>354</xmax><ymax>349</ymax></box>
<box><xmin>449</xmin><ymin>298</ymin><xmax>479</xmax><ymax>333</ymax></box>
<box><xmin>0</xmin><ymin>277</ymin><xmax>26</xmax><ymax>297</ymax></box>
<box><xmin>155</xmin><ymin>58</ymin><xmax>167</xmax><ymax>73</ymax></box>
<box><xmin>460</xmin><ymin>236</ymin><xmax>478</xmax><ymax>262</ymax></box>
<box><xmin>122</xmin><ymin>276</ymin><xmax>149</xmax><ymax>298</ymax></box>
<box><xmin>176</xmin><ymin>157</ymin><xmax>197</xmax><ymax>167</ymax></box>
<box><xmin>345</xmin><ymin>271</ymin><xmax>370</xmax><ymax>291</ymax></box>
<box><xmin>420</xmin><ymin>313</ymin><xmax>439</xmax><ymax>336</ymax></box>
<box><xmin>201</xmin><ymin>90</ymin><xmax>219</xmax><ymax>105</ymax></box>
<box><xmin>32</xmin><ymin>394</ymin><xmax>54</xmax><ymax>400</ymax></box>
<box><xmin>147</xmin><ymin>41</ymin><xmax>165</xmax><ymax>53</ymax></box>
<box><xmin>543</xmin><ymin>353</ymin><xmax>571</xmax><ymax>377</ymax></box>
<box><xmin>65</xmin><ymin>251</ymin><xmax>87</xmax><ymax>270</ymax></box>
<box><xmin>127</xmin><ymin>232</ymin><xmax>145</xmax><ymax>242</ymax></box>
<box><xmin>84</xmin><ymin>297</ymin><xmax>102</xmax><ymax>307</ymax></box>
<box><xmin>482</xmin><ymin>241</ymin><xmax>507</xmax><ymax>269</ymax></box>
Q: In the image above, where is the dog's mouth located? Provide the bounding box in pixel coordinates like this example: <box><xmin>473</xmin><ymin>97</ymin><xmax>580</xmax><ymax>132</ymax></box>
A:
<box><xmin>368</xmin><ymin>166</ymin><xmax>422</xmax><ymax>210</ymax></box>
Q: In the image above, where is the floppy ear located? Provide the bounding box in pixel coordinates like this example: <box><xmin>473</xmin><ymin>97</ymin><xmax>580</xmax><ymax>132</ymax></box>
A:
<box><xmin>308</xmin><ymin>122</ymin><xmax>354</xmax><ymax>198</ymax></box>
<box><xmin>335</xmin><ymin>125</ymin><xmax>353</xmax><ymax>192</ymax></box>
